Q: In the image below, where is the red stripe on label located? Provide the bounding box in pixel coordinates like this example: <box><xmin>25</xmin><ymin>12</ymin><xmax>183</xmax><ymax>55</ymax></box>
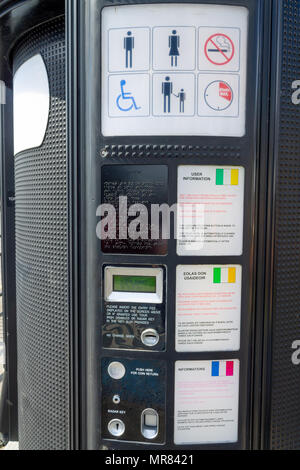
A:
<box><xmin>226</xmin><ymin>361</ymin><xmax>234</xmax><ymax>376</ymax></box>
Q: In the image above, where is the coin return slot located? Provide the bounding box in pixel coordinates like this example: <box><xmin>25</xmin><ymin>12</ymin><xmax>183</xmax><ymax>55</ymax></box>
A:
<box><xmin>141</xmin><ymin>329</ymin><xmax>160</xmax><ymax>347</ymax></box>
<box><xmin>141</xmin><ymin>409</ymin><xmax>159</xmax><ymax>440</ymax></box>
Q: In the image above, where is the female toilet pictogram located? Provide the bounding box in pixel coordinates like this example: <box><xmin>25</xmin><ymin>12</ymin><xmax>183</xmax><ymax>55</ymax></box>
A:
<box><xmin>169</xmin><ymin>30</ymin><xmax>180</xmax><ymax>67</ymax></box>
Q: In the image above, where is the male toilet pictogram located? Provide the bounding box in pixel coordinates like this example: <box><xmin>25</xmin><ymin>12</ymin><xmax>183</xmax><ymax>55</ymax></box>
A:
<box><xmin>124</xmin><ymin>31</ymin><xmax>135</xmax><ymax>68</ymax></box>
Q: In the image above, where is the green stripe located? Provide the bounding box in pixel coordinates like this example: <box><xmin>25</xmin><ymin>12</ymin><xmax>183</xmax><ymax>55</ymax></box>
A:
<box><xmin>213</xmin><ymin>268</ymin><xmax>221</xmax><ymax>284</ymax></box>
<box><xmin>216</xmin><ymin>169</ymin><xmax>224</xmax><ymax>185</ymax></box>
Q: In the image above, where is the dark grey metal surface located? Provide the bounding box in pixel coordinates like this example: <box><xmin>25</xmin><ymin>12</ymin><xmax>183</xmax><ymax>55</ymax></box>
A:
<box><xmin>0</xmin><ymin>77</ymin><xmax>18</xmax><ymax>443</ymax></box>
<box><xmin>262</xmin><ymin>0</ymin><xmax>300</xmax><ymax>450</ymax></box>
<box><xmin>13</xmin><ymin>17</ymin><xmax>69</xmax><ymax>450</ymax></box>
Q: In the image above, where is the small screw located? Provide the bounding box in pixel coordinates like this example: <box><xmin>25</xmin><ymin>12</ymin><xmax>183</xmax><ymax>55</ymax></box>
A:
<box><xmin>113</xmin><ymin>394</ymin><xmax>121</xmax><ymax>405</ymax></box>
<box><xmin>100</xmin><ymin>148</ymin><xmax>109</xmax><ymax>158</ymax></box>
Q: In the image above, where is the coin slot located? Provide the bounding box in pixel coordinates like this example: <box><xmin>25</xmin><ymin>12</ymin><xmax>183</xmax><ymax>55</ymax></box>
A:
<box><xmin>141</xmin><ymin>329</ymin><xmax>160</xmax><ymax>347</ymax></box>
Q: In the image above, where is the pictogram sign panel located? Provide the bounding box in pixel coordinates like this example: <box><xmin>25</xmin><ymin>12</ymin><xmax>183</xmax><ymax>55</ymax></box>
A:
<box><xmin>102</xmin><ymin>4</ymin><xmax>248</xmax><ymax>137</ymax></box>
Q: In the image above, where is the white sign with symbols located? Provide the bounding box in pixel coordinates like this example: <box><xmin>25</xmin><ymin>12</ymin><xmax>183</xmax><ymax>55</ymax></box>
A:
<box><xmin>174</xmin><ymin>360</ymin><xmax>240</xmax><ymax>444</ymax></box>
<box><xmin>176</xmin><ymin>265</ymin><xmax>242</xmax><ymax>352</ymax></box>
<box><xmin>177</xmin><ymin>165</ymin><xmax>245</xmax><ymax>256</ymax></box>
<box><xmin>102</xmin><ymin>4</ymin><xmax>248</xmax><ymax>137</ymax></box>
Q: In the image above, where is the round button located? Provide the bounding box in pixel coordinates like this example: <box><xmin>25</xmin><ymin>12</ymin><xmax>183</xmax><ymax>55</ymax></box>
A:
<box><xmin>141</xmin><ymin>329</ymin><xmax>160</xmax><ymax>347</ymax></box>
<box><xmin>107</xmin><ymin>362</ymin><xmax>126</xmax><ymax>380</ymax></box>
<box><xmin>108</xmin><ymin>419</ymin><xmax>125</xmax><ymax>437</ymax></box>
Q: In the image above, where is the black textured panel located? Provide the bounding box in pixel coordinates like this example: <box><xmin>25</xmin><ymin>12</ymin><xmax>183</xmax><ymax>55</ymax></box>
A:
<box><xmin>269</xmin><ymin>0</ymin><xmax>300</xmax><ymax>450</ymax></box>
<box><xmin>101</xmin><ymin>144</ymin><xmax>242</xmax><ymax>160</ymax></box>
<box><xmin>13</xmin><ymin>17</ymin><xmax>69</xmax><ymax>450</ymax></box>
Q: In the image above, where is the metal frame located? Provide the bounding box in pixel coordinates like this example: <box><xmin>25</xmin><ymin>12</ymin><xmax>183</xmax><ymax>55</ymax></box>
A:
<box><xmin>0</xmin><ymin>0</ymin><xmax>293</xmax><ymax>450</ymax></box>
<box><xmin>0</xmin><ymin>58</ymin><xmax>17</xmax><ymax>445</ymax></box>
<box><xmin>251</xmin><ymin>0</ymin><xmax>277</xmax><ymax>450</ymax></box>
<box><xmin>67</xmin><ymin>0</ymin><xmax>266</xmax><ymax>450</ymax></box>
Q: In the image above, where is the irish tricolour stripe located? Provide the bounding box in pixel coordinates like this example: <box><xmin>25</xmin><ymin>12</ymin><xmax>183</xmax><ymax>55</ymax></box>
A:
<box><xmin>213</xmin><ymin>267</ymin><xmax>236</xmax><ymax>284</ymax></box>
<box><xmin>216</xmin><ymin>168</ymin><xmax>239</xmax><ymax>186</ymax></box>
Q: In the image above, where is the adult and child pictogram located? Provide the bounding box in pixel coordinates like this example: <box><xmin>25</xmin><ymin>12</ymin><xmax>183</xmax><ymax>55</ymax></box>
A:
<box><xmin>162</xmin><ymin>76</ymin><xmax>186</xmax><ymax>113</ymax></box>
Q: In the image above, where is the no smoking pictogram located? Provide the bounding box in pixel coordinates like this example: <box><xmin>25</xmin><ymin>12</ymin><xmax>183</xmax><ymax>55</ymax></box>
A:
<box><xmin>205</xmin><ymin>33</ymin><xmax>235</xmax><ymax>66</ymax></box>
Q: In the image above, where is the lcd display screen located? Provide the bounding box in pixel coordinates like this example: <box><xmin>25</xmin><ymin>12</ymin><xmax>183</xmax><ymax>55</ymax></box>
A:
<box><xmin>113</xmin><ymin>275</ymin><xmax>157</xmax><ymax>294</ymax></box>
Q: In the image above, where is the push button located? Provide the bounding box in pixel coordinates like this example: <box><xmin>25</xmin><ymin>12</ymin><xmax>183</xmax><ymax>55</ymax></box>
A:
<box><xmin>107</xmin><ymin>361</ymin><xmax>126</xmax><ymax>380</ymax></box>
<box><xmin>141</xmin><ymin>409</ymin><xmax>159</xmax><ymax>440</ymax></box>
<box><xmin>108</xmin><ymin>419</ymin><xmax>125</xmax><ymax>437</ymax></box>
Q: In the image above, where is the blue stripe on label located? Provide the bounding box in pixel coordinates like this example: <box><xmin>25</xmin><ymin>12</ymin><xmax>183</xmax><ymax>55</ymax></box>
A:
<box><xmin>212</xmin><ymin>361</ymin><xmax>220</xmax><ymax>377</ymax></box>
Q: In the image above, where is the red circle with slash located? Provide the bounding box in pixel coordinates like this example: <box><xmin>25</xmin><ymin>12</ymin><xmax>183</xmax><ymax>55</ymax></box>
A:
<box><xmin>205</xmin><ymin>33</ymin><xmax>235</xmax><ymax>66</ymax></box>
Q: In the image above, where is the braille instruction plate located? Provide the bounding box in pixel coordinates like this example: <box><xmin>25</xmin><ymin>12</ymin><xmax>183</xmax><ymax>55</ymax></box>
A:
<box><xmin>101</xmin><ymin>4</ymin><xmax>248</xmax><ymax>137</ymax></box>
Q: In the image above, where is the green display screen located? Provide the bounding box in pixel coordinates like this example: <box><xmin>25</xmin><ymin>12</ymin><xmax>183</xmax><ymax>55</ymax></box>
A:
<box><xmin>113</xmin><ymin>275</ymin><xmax>157</xmax><ymax>294</ymax></box>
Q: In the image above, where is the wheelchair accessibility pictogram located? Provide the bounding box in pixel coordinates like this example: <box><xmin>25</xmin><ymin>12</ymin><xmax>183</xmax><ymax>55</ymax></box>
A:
<box><xmin>116</xmin><ymin>80</ymin><xmax>141</xmax><ymax>112</ymax></box>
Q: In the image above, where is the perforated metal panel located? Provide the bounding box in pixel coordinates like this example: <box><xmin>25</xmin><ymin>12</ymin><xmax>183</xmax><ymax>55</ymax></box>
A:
<box><xmin>269</xmin><ymin>0</ymin><xmax>300</xmax><ymax>450</ymax></box>
<box><xmin>13</xmin><ymin>17</ymin><xmax>69</xmax><ymax>450</ymax></box>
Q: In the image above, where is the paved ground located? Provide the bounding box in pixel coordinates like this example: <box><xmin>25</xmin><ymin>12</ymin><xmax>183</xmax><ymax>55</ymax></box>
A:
<box><xmin>1</xmin><ymin>442</ymin><xmax>19</xmax><ymax>451</ymax></box>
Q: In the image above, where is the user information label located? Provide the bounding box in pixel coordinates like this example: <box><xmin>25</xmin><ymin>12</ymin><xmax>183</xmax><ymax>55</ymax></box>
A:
<box><xmin>177</xmin><ymin>166</ymin><xmax>245</xmax><ymax>256</ymax></box>
<box><xmin>102</xmin><ymin>4</ymin><xmax>248</xmax><ymax>137</ymax></box>
<box><xmin>176</xmin><ymin>265</ymin><xmax>242</xmax><ymax>352</ymax></box>
<box><xmin>174</xmin><ymin>360</ymin><xmax>240</xmax><ymax>445</ymax></box>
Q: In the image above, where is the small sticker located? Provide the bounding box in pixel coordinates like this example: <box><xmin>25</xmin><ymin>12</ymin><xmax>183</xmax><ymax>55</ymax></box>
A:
<box><xmin>174</xmin><ymin>360</ymin><xmax>240</xmax><ymax>445</ymax></box>
<box><xmin>176</xmin><ymin>265</ymin><xmax>242</xmax><ymax>352</ymax></box>
<box><xmin>177</xmin><ymin>166</ymin><xmax>245</xmax><ymax>256</ymax></box>
<box><xmin>199</xmin><ymin>74</ymin><xmax>240</xmax><ymax>117</ymax></box>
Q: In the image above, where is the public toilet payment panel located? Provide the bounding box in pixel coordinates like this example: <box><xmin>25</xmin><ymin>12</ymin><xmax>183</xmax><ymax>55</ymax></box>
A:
<box><xmin>98</xmin><ymin>2</ymin><xmax>257</xmax><ymax>449</ymax></box>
